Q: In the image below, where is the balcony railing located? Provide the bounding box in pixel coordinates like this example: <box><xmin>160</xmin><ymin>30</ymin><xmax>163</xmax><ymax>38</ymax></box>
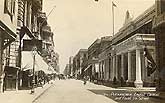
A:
<box><xmin>42</xmin><ymin>25</ymin><xmax>52</xmax><ymax>33</ymax></box>
<box><xmin>37</xmin><ymin>12</ymin><xmax>47</xmax><ymax>23</ymax></box>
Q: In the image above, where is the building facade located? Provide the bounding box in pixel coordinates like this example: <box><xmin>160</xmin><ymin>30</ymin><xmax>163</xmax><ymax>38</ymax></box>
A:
<box><xmin>84</xmin><ymin>39</ymin><xmax>101</xmax><ymax>82</ymax></box>
<box><xmin>81</xmin><ymin>5</ymin><xmax>156</xmax><ymax>88</ymax></box>
<box><xmin>0</xmin><ymin>0</ymin><xmax>58</xmax><ymax>92</ymax></box>
<box><xmin>39</xmin><ymin>13</ymin><xmax>59</xmax><ymax>73</ymax></box>
<box><xmin>63</xmin><ymin>64</ymin><xmax>70</xmax><ymax>77</ymax></box>
<box><xmin>98</xmin><ymin>36</ymin><xmax>112</xmax><ymax>84</ymax></box>
<box><xmin>69</xmin><ymin>56</ymin><xmax>74</xmax><ymax>77</ymax></box>
<box><xmin>153</xmin><ymin>0</ymin><xmax>165</xmax><ymax>91</ymax></box>
<box><xmin>0</xmin><ymin>0</ymin><xmax>18</xmax><ymax>92</ymax></box>
<box><xmin>17</xmin><ymin>0</ymin><xmax>44</xmax><ymax>90</ymax></box>
<box><xmin>73</xmin><ymin>49</ymin><xmax>88</xmax><ymax>79</ymax></box>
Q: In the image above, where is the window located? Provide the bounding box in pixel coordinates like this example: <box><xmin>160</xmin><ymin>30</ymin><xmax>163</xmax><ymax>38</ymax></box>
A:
<box><xmin>4</xmin><ymin>0</ymin><xmax>15</xmax><ymax>21</ymax></box>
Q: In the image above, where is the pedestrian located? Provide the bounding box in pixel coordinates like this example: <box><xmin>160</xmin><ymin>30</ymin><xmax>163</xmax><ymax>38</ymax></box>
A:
<box><xmin>120</xmin><ymin>77</ymin><xmax>124</xmax><ymax>87</ymax></box>
<box><xmin>38</xmin><ymin>78</ymin><xmax>43</xmax><ymax>88</ymax></box>
<box><xmin>83</xmin><ymin>76</ymin><xmax>87</xmax><ymax>85</ymax></box>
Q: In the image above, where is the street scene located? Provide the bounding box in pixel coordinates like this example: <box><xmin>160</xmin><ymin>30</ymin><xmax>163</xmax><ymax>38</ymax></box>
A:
<box><xmin>0</xmin><ymin>0</ymin><xmax>165</xmax><ymax>103</ymax></box>
<box><xmin>0</xmin><ymin>78</ymin><xmax>164</xmax><ymax>103</ymax></box>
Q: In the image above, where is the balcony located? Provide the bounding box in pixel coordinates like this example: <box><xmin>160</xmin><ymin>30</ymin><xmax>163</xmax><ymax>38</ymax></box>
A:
<box><xmin>42</xmin><ymin>40</ymin><xmax>52</xmax><ymax>45</ymax></box>
<box><xmin>42</xmin><ymin>25</ymin><xmax>52</xmax><ymax>33</ymax></box>
<box><xmin>37</xmin><ymin>12</ymin><xmax>47</xmax><ymax>24</ymax></box>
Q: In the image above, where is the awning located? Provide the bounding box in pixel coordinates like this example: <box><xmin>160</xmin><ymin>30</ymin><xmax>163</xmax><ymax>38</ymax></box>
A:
<box><xmin>0</xmin><ymin>21</ymin><xmax>17</xmax><ymax>50</ymax></box>
<box><xmin>20</xmin><ymin>26</ymin><xmax>36</xmax><ymax>40</ymax></box>
<box><xmin>0</xmin><ymin>21</ymin><xmax>17</xmax><ymax>40</ymax></box>
<box><xmin>22</xmin><ymin>51</ymin><xmax>51</xmax><ymax>74</ymax></box>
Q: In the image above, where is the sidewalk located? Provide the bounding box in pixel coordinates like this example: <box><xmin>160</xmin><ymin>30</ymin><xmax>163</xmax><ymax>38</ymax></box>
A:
<box><xmin>117</xmin><ymin>87</ymin><xmax>156</xmax><ymax>91</ymax></box>
<box><xmin>85</xmin><ymin>80</ymin><xmax>156</xmax><ymax>91</ymax></box>
<box><xmin>0</xmin><ymin>80</ymin><xmax>55</xmax><ymax>103</ymax></box>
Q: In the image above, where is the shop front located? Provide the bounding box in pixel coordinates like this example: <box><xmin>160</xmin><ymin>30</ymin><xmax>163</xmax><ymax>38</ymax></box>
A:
<box><xmin>21</xmin><ymin>51</ymin><xmax>54</xmax><ymax>89</ymax></box>
<box><xmin>0</xmin><ymin>23</ymin><xmax>17</xmax><ymax>92</ymax></box>
<box><xmin>3</xmin><ymin>66</ymin><xmax>19</xmax><ymax>91</ymax></box>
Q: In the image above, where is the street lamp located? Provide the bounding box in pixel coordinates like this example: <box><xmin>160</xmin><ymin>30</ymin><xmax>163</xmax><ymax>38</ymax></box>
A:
<box><xmin>31</xmin><ymin>46</ymin><xmax>37</xmax><ymax>94</ymax></box>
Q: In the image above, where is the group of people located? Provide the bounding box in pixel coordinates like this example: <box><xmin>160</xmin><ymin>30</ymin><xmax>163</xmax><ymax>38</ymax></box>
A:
<box><xmin>82</xmin><ymin>75</ymin><xmax>126</xmax><ymax>87</ymax></box>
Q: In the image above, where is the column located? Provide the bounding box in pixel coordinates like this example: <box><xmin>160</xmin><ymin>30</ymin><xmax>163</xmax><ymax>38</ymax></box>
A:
<box><xmin>134</xmin><ymin>47</ymin><xmax>143</xmax><ymax>88</ymax></box>
<box><xmin>105</xmin><ymin>58</ymin><xmax>109</xmax><ymax>80</ymax></box>
<box><xmin>121</xmin><ymin>53</ymin><xmax>124</xmax><ymax>79</ymax></box>
<box><xmin>16</xmin><ymin>70</ymin><xmax>19</xmax><ymax>91</ymax></box>
<box><xmin>100</xmin><ymin>62</ymin><xmax>103</xmax><ymax>80</ymax></box>
<box><xmin>115</xmin><ymin>55</ymin><xmax>118</xmax><ymax>80</ymax></box>
<box><xmin>112</xmin><ymin>56</ymin><xmax>115</xmax><ymax>80</ymax></box>
<box><xmin>102</xmin><ymin>61</ymin><xmax>104</xmax><ymax>80</ymax></box>
<box><xmin>108</xmin><ymin>57</ymin><xmax>111</xmax><ymax>80</ymax></box>
<box><xmin>0</xmin><ymin>32</ymin><xmax>4</xmax><ymax>92</ymax></box>
<box><xmin>127</xmin><ymin>51</ymin><xmax>132</xmax><ymax>82</ymax></box>
<box><xmin>110</xmin><ymin>57</ymin><xmax>113</xmax><ymax>81</ymax></box>
<box><xmin>99</xmin><ymin>62</ymin><xmax>101</xmax><ymax>79</ymax></box>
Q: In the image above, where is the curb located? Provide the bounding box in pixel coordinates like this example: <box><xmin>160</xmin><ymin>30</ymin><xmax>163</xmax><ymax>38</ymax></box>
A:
<box><xmin>32</xmin><ymin>83</ymin><xmax>54</xmax><ymax>103</ymax></box>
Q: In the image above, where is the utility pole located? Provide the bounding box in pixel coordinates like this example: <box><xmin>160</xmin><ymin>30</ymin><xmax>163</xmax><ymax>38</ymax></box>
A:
<box><xmin>112</xmin><ymin>2</ymin><xmax>117</xmax><ymax>36</ymax></box>
<box><xmin>94</xmin><ymin>0</ymin><xmax>117</xmax><ymax>36</ymax></box>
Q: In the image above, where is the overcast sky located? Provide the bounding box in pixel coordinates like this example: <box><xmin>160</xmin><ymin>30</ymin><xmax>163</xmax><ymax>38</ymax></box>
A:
<box><xmin>43</xmin><ymin>0</ymin><xmax>155</xmax><ymax>73</ymax></box>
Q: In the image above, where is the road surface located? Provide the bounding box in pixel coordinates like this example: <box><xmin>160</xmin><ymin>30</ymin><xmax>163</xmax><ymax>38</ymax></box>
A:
<box><xmin>33</xmin><ymin>79</ymin><xmax>163</xmax><ymax>103</ymax></box>
<box><xmin>33</xmin><ymin>79</ymin><xmax>117</xmax><ymax>103</ymax></box>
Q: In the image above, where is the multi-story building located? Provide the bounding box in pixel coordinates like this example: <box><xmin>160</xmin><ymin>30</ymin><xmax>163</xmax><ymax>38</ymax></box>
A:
<box><xmin>73</xmin><ymin>49</ymin><xmax>88</xmax><ymax>79</ymax></box>
<box><xmin>16</xmin><ymin>0</ymin><xmax>44</xmax><ymax>90</ymax></box>
<box><xmin>0</xmin><ymin>0</ymin><xmax>58</xmax><ymax>92</ymax></box>
<box><xmin>69</xmin><ymin>56</ymin><xmax>74</xmax><ymax>77</ymax></box>
<box><xmin>84</xmin><ymin>39</ymin><xmax>101</xmax><ymax>81</ymax></box>
<box><xmin>63</xmin><ymin>64</ymin><xmax>70</xmax><ymax>77</ymax></box>
<box><xmin>2</xmin><ymin>0</ymin><xmax>58</xmax><ymax>90</ymax></box>
<box><xmin>111</xmin><ymin>6</ymin><xmax>155</xmax><ymax>88</ymax></box>
<box><xmin>38</xmin><ymin>12</ymin><xmax>59</xmax><ymax>73</ymax></box>
<box><xmin>82</xmin><ymin>4</ymin><xmax>156</xmax><ymax>88</ymax></box>
<box><xmin>0</xmin><ymin>0</ymin><xmax>18</xmax><ymax>92</ymax></box>
<box><xmin>84</xmin><ymin>36</ymin><xmax>112</xmax><ymax>83</ymax></box>
<box><xmin>92</xmin><ymin>6</ymin><xmax>156</xmax><ymax>88</ymax></box>
<box><xmin>98</xmin><ymin>36</ymin><xmax>112</xmax><ymax>83</ymax></box>
<box><xmin>19</xmin><ymin>0</ymin><xmax>59</xmax><ymax>89</ymax></box>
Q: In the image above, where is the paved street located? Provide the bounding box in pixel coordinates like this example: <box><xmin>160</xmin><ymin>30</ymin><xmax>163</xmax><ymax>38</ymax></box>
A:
<box><xmin>33</xmin><ymin>79</ymin><xmax>164</xmax><ymax>103</ymax></box>
<box><xmin>34</xmin><ymin>79</ymin><xmax>117</xmax><ymax>103</ymax></box>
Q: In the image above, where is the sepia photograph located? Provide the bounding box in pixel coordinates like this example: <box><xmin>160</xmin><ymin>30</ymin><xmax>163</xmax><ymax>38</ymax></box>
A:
<box><xmin>0</xmin><ymin>0</ymin><xmax>165</xmax><ymax>103</ymax></box>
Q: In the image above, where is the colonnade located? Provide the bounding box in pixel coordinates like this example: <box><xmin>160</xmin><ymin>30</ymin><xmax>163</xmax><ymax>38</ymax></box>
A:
<box><xmin>98</xmin><ymin>46</ymin><xmax>144</xmax><ymax>88</ymax></box>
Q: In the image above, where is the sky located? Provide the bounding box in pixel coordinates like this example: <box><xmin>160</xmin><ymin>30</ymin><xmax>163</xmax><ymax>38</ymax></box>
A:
<box><xmin>43</xmin><ymin>0</ymin><xmax>155</xmax><ymax>73</ymax></box>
